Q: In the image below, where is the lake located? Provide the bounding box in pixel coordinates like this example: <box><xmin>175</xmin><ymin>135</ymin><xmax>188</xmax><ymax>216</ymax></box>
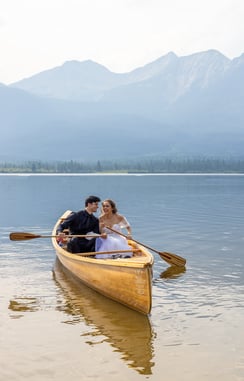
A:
<box><xmin>0</xmin><ymin>174</ymin><xmax>244</xmax><ymax>381</ymax></box>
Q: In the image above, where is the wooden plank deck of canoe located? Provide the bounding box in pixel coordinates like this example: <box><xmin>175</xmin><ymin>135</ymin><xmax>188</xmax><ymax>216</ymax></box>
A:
<box><xmin>52</xmin><ymin>210</ymin><xmax>154</xmax><ymax>314</ymax></box>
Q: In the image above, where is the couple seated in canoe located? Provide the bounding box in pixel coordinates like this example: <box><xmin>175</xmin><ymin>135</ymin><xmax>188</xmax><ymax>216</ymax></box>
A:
<box><xmin>56</xmin><ymin>195</ymin><xmax>133</xmax><ymax>258</ymax></box>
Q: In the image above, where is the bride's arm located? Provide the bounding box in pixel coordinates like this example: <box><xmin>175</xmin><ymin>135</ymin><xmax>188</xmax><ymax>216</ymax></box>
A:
<box><xmin>119</xmin><ymin>216</ymin><xmax>132</xmax><ymax>238</ymax></box>
<box><xmin>99</xmin><ymin>220</ymin><xmax>107</xmax><ymax>238</ymax></box>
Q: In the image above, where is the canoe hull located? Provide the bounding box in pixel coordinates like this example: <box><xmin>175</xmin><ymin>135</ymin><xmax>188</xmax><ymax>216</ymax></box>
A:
<box><xmin>52</xmin><ymin>211</ymin><xmax>154</xmax><ymax>315</ymax></box>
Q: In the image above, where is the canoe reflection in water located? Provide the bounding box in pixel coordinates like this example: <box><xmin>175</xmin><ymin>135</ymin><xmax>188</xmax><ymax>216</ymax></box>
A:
<box><xmin>53</xmin><ymin>258</ymin><xmax>155</xmax><ymax>375</ymax></box>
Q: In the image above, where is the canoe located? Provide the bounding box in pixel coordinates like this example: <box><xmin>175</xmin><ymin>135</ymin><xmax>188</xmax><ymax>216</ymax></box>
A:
<box><xmin>53</xmin><ymin>258</ymin><xmax>155</xmax><ymax>374</ymax></box>
<box><xmin>52</xmin><ymin>210</ymin><xmax>154</xmax><ymax>315</ymax></box>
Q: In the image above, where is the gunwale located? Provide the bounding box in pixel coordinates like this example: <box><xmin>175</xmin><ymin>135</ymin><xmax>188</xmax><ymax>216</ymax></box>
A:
<box><xmin>52</xmin><ymin>210</ymin><xmax>154</xmax><ymax>314</ymax></box>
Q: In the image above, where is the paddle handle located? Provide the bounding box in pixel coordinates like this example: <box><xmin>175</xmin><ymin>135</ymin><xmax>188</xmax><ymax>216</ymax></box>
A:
<box><xmin>78</xmin><ymin>248</ymin><xmax>139</xmax><ymax>257</ymax></box>
<box><xmin>9</xmin><ymin>232</ymin><xmax>102</xmax><ymax>241</ymax></box>
<box><xmin>106</xmin><ymin>226</ymin><xmax>186</xmax><ymax>267</ymax></box>
<box><xmin>53</xmin><ymin>234</ymin><xmax>100</xmax><ymax>238</ymax></box>
<box><xmin>105</xmin><ymin>226</ymin><xmax>156</xmax><ymax>253</ymax></box>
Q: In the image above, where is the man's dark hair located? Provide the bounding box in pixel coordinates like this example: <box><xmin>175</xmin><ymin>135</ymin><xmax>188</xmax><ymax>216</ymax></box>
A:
<box><xmin>85</xmin><ymin>195</ymin><xmax>101</xmax><ymax>206</ymax></box>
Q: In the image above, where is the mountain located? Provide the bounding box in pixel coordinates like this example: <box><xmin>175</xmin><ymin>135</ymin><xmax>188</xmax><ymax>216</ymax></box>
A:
<box><xmin>10</xmin><ymin>60</ymin><xmax>127</xmax><ymax>101</ymax></box>
<box><xmin>1</xmin><ymin>50</ymin><xmax>244</xmax><ymax>161</ymax></box>
<box><xmin>11</xmin><ymin>50</ymin><xmax>230</xmax><ymax>104</ymax></box>
<box><xmin>0</xmin><ymin>85</ymin><xmax>171</xmax><ymax>161</ymax></box>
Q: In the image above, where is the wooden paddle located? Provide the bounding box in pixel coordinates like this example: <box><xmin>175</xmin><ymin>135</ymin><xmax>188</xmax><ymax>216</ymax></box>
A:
<box><xmin>106</xmin><ymin>226</ymin><xmax>186</xmax><ymax>267</ymax></box>
<box><xmin>78</xmin><ymin>249</ymin><xmax>139</xmax><ymax>257</ymax></box>
<box><xmin>9</xmin><ymin>232</ymin><xmax>101</xmax><ymax>241</ymax></box>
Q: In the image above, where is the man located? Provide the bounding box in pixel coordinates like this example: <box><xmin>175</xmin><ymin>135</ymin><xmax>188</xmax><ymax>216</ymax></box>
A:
<box><xmin>57</xmin><ymin>195</ymin><xmax>101</xmax><ymax>253</ymax></box>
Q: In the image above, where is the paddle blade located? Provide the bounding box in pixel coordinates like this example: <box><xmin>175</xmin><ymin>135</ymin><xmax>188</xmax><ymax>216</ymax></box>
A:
<box><xmin>9</xmin><ymin>232</ymin><xmax>42</xmax><ymax>241</ymax></box>
<box><xmin>159</xmin><ymin>251</ymin><xmax>186</xmax><ymax>267</ymax></box>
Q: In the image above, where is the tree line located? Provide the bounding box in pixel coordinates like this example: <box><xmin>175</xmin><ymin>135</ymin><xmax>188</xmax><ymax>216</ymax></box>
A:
<box><xmin>1</xmin><ymin>157</ymin><xmax>244</xmax><ymax>173</ymax></box>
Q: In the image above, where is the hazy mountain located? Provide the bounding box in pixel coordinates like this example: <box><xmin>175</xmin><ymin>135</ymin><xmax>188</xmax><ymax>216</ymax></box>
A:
<box><xmin>0</xmin><ymin>85</ymin><xmax>173</xmax><ymax>161</ymax></box>
<box><xmin>10</xmin><ymin>60</ymin><xmax>127</xmax><ymax>101</ymax></box>
<box><xmin>1</xmin><ymin>50</ymin><xmax>244</xmax><ymax>161</ymax></box>
<box><xmin>11</xmin><ymin>50</ymin><xmax>230</xmax><ymax>103</ymax></box>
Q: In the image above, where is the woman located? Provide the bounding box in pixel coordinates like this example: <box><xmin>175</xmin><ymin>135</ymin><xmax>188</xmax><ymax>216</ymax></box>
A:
<box><xmin>95</xmin><ymin>199</ymin><xmax>133</xmax><ymax>259</ymax></box>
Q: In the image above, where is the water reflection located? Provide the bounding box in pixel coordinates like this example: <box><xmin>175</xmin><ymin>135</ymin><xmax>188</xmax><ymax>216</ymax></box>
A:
<box><xmin>160</xmin><ymin>265</ymin><xmax>186</xmax><ymax>279</ymax></box>
<box><xmin>52</xmin><ymin>258</ymin><xmax>155</xmax><ymax>375</ymax></box>
<box><xmin>8</xmin><ymin>297</ymin><xmax>39</xmax><ymax>318</ymax></box>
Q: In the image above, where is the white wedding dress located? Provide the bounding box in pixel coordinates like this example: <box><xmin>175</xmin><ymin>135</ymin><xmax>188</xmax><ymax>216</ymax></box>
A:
<box><xmin>95</xmin><ymin>224</ymin><xmax>133</xmax><ymax>259</ymax></box>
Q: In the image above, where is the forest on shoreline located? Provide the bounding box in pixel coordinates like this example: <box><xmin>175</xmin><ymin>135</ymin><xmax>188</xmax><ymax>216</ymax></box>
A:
<box><xmin>1</xmin><ymin>157</ymin><xmax>244</xmax><ymax>173</ymax></box>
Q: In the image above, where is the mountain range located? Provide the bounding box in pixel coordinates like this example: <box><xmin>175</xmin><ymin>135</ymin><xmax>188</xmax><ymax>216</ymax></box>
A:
<box><xmin>1</xmin><ymin>49</ymin><xmax>244</xmax><ymax>161</ymax></box>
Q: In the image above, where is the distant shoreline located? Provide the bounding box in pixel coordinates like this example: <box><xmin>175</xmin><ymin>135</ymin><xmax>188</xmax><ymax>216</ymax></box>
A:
<box><xmin>1</xmin><ymin>157</ymin><xmax>244</xmax><ymax>174</ymax></box>
<box><xmin>1</xmin><ymin>172</ymin><xmax>244</xmax><ymax>176</ymax></box>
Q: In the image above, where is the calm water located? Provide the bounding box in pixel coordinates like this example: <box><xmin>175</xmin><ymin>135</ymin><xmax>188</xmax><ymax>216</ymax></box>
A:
<box><xmin>0</xmin><ymin>174</ymin><xmax>244</xmax><ymax>381</ymax></box>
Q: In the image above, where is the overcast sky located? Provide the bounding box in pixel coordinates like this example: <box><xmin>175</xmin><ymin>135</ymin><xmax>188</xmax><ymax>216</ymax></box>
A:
<box><xmin>0</xmin><ymin>0</ymin><xmax>243</xmax><ymax>84</ymax></box>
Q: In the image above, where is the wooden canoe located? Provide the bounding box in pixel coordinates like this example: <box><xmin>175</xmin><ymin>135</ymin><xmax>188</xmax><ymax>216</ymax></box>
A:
<box><xmin>52</xmin><ymin>210</ymin><xmax>154</xmax><ymax>315</ymax></box>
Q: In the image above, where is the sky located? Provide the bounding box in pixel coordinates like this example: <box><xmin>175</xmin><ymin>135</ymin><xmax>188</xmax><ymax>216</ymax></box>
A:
<box><xmin>0</xmin><ymin>0</ymin><xmax>244</xmax><ymax>84</ymax></box>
